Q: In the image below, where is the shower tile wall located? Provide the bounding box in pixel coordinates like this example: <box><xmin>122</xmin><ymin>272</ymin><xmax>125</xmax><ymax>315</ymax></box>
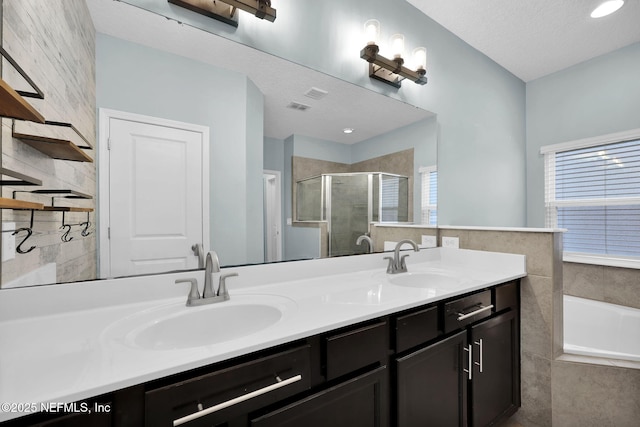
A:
<box><xmin>1</xmin><ymin>0</ymin><xmax>96</xmax><ymax>286</ymax></box>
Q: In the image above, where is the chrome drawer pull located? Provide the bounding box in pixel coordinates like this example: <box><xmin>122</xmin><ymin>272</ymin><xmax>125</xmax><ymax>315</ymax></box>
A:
<box><xmin>173</xmin><ymin>374</ymin><xmax>303</xmax><ymax>426</ymax></box>
<box><xmin>457</xmin><ymin>304</ymin><xmax>494</xmax><ymax>321</ymax></box>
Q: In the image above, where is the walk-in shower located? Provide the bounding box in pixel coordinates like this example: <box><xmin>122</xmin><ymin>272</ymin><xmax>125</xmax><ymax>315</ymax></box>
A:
<box><xmin>296</xmin><ymin>172</ymin><xmax>409</xmax><ymax>256</ymax></box>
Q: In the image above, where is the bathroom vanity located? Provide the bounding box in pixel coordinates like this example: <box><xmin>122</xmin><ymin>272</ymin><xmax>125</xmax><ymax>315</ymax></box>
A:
<box><xmin>0</xmin><ymin>248</ymin><xmax>524</xmax><ymax>427</ymax></box>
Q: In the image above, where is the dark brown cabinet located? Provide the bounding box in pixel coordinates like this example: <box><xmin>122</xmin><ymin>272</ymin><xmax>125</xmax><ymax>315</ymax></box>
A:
<box><xmin>469</xmin><ymin>310</ymin><xmax>519</xmax><ymax>427</ymax></box>
<box><xmin>251</xmin><ymin>366</ymin><xmax>389</xmax><ymax>427</ymax></box>
<box><xmin>3</xmin><ymin>281</ymin><xmax>519</xmax><ymax>427</ymax></box>
<box><xmin>396</xmin><ymin>331</ymin><xmax>468</xmax><ymax>427</ymax></box>
<box><xmin>394</xmin><ymin>281</ymin><xmax>520</xmax><ymax>427</ymax></box>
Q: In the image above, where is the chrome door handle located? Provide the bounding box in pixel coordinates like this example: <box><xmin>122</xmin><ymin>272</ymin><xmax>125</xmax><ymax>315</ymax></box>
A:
<box><xmin>173</xmin><ymin>374</ymin><xmax>302</xmax><ymax>426</ymax></box>
<box><xmin>474</xmin><ymin>338</ymin><xmax>484</xmax><ymax>373</ymax></box>
<box><xmin>463</xmin><ymin>344</ymin><xmax>472</xmax><ymax>380</ymax></box>
<box><xmin>457</xmin><ymin>304</ymin><xmax>494</xmax><ymax>321</ymax></box>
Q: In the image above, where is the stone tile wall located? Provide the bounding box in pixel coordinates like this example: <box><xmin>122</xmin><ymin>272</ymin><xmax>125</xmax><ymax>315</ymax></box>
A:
<box><xmin>1</xmin><ymin>0</ymin><xmax>96</xmax><ymax>286</ymax></box>
<box><xmin>563</xmin><ymin>262</ymin><xmax>640</xmax><ymax>309</ymax></box>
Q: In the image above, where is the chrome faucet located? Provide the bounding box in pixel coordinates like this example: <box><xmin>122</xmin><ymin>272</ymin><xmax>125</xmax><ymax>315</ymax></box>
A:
<box><xmin>176</xmin><ymin>251</ymin><xmax>238</xmax><ymax>306</ymax></box>
<box><xmin>203</xmin><ymin>251</ymin><xmax>221</xmax><ymax>298</ymax></box>
<box><xmin>356</xmin><ymin>234</ymin><xmax>374</xmax><ymax>253</ymax></box>
<box><xmin>385</xmin><ymin>239</ymin><xmax>419</xmax><ymax>274</ymax></box>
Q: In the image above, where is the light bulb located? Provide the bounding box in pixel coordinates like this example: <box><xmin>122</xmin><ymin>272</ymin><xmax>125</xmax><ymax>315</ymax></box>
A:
<box><xmin>390</xmin><ymin>34</ymin><xmax>405</xmax><ymax>59</ymax></box>
<box><xmin>364</xmin><ymin>20</ymin><xmax>380</xmax><ymax>45</ymax></box>
<box><xmin>412</xmin><ymin>47</ymin><xmax>427</xmax><ymax>70</ymax></box>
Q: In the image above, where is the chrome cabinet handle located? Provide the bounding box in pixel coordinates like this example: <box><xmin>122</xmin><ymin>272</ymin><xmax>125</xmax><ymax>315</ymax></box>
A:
<box><xmin>457</xmin><ymin>304</ymin><xmax>494</xmax><ymax>321</ymax></box>
<box><xmin>463</xmin><ymin>344</ymin><xmax>472</xmax><ymax>380</ymax></box>
<box><xmin>474</xmin><ymin>338</ymin><xmax>484</xmax><ymax>373</ymax></box>
<box><xmin>173</xmin><ymin>374</ymin><xmax>302</xmax><ymax>426</ymax></box>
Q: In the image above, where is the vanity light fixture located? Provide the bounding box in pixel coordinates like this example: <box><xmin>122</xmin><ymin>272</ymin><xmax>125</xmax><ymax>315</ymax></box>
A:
<box><xmin>590</xmin><ymin>0</ymin><xmax>624</xmax><ymax>18</ymax></box>
<box><xmin>168</xmin><ymin>0</ymin><xmax>275</xmax><ymax>27</ymax></box>
<box><xmin>360</xmin><ymin>20</ymin><xmax>427</xmax><ymax>88</ymax></box>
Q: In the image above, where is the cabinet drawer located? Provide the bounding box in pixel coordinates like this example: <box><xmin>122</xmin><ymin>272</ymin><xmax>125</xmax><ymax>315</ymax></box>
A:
<box><xmin>394</xmin><ymin>306</ymin><xmax>438</xmax><ymax>353</ymax></box>
<box><xmin>325</xmin><ymin>320</ymin><xmax>388</xmax><ymax>380</ymax></box>
<box><xmin>444</xmin><ymin>290</ymin><xmax>492</xmax><ymax>333</ymax></box>
<box><xmin>145</xmin><ymin>345</ymin><xmax>311</xmax><ymax>426</ymax></box>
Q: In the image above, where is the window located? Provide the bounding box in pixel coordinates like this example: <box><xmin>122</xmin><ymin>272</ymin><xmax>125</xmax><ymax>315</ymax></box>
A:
<box><xmin>542</xmin><ymin>129</ymin><xmax>640</xmax><ymax>267</ymax></box>
<box><xmin>420</xmin><ymin>166</ymin><xmax>437</xmax><ymax>225</ymax></box>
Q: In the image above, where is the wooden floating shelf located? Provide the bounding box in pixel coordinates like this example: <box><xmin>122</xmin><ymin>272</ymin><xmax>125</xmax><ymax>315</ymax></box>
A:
<box><xmin>42</xmin><ymin>206</ymin><xmax>93</xmax><ymax>212</ymax></box>
<box><xmin>30</xmin><ymin>189</ymin><xmax>92</xmax><ymax>199</ymax></box>
<box><xmin>12</xmin><ymin>132</ymin><xmax>93</xmax><ymax>162</ymax></box>
<box><xmin>0</xmin><ymin>78</ymin><xmax>45</xmax><ymax>123</ymax></box>
<box><xmin>0</xmin><ymin>197</ymin><xmax>44</xmax><ymax>210</ymax></box>
<box><xmin>0</xmin><ymin>168</ymin><xmax>43</xmax><ymax>186</ymax></box>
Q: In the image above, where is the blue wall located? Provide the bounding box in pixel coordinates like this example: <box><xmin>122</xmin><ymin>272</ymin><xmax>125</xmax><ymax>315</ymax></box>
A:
<box><xmin>96</xmin><ymin>34</ymin><xmax>265</xmax><ymax>265</ymax></box>
<box><xmin>123</xmin><ymin>0</ymin><xmax>528</xmax><ymax>227</ymax></box>
<box><xmin>526</xmin><ymin>42</ymin><xmax>640</xmax><ymax>227</ymax></box>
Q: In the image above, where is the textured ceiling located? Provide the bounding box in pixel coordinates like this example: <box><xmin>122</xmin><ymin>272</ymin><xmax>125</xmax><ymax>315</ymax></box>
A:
<box><xmin>86</xmin><ymin>0</ymin><xmax>433</xmax><ymax>145</ymax></box>
<box><xmin>408</xmin><ymin>0</ymin><xmax>640</xmax><ymax>82</ymax></box>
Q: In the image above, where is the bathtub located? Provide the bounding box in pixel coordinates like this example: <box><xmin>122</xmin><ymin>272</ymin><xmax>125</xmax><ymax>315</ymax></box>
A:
<box><xmin>564</xmin><ymin>295</ymin><xmax>640</xmax><ymax>362</ymax></box>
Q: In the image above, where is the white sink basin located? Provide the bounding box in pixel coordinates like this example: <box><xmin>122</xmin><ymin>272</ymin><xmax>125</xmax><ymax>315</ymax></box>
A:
<box><xmin>385</xmin><ymin>271</ymin><xmax>465</xmax><ymax>288</ymax></box>
<box><xmin>105</xmin><ymin>295</ymin><xmax>296</xmax><ymax>351</ymax></box>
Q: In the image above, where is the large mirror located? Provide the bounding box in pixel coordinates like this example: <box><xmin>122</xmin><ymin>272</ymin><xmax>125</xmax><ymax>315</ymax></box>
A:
<box><xmin>0</xmin><ymin>0</ymin><xmax>436</xmax><ymax>288</ymax></box>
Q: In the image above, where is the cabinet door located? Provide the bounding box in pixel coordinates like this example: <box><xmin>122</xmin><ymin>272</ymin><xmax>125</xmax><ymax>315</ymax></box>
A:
<box><xmin>470</xmin><ymin>310</ymin><xmax>519</xmax><ymax>427</ymax></box>
<box><xmin>396</xmin><ymin>330</ymin><xmax>468</xmax><ymax>427</ymax></box>
<box><xmin>250</xmin><ymin>366</ymin><xmax>388</xmax><ymax>427</ymax></box>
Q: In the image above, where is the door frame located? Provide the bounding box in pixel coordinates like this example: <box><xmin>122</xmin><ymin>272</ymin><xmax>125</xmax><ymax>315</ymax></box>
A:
<box><xmin>263</xmin><ymin>169</ymin><xmax>283</xmax><ymax>262</ymax></box>
<box><xmin>98</xmin><ymin>108</ymin><xmax>210</xmax><ymax>278</ymax></box>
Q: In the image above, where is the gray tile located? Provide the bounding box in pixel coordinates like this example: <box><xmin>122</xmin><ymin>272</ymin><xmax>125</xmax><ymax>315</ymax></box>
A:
<box><xmin>552</xmin><ymin>360</ymin><xmax>640</xmax><ymax>427</ymax></box>
<box><xmin>563</xmin><ymin>262</ymin><xmax>605</xmax><ymax>301</ymax></box>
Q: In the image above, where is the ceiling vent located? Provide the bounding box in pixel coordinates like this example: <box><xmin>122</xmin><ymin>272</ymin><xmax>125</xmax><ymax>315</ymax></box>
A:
<box><xmin>304</xmin><ymin>87</ymin><xmax>328</xmax><ymax>100</ymax></box>
<box><xmin>286</xmin><ymin>101</ymin><xmax>311</xmax><ymax>111</ymax></box>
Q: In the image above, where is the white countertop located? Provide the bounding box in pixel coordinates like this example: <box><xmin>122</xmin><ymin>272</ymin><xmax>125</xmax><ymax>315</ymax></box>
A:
<box><xmin>0</xmin><ymin>247</ymin><xmax>526</xmax><ymax>422</ymax></box>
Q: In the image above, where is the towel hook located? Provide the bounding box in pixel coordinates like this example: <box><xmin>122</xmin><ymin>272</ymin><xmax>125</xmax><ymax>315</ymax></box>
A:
<box><xmin>13</xmin><ymin>227</ymin><xmax>36</xmax><ymax>254</ymax></box>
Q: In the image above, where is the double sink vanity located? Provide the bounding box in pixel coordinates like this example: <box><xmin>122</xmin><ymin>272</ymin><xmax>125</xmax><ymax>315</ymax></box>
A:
<box><xmin>0</xmin><ymin>247</ymin><xmax>526</xmax><ymax>426</ymax></box>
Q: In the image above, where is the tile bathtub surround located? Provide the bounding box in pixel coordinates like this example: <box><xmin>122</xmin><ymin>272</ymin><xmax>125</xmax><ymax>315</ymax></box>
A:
<box><xmin>551</xmin><ymin>360</ymin><xmax>640</xmax><ymax>427</ymax></box>
<box><xmin>564</xmin><ymin>262</ymin><xmax>640</xmax><ymax>309</ymax></box>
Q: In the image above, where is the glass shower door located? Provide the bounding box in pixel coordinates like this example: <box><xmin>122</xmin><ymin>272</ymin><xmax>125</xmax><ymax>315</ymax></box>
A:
<box><xmin>328</xmin><ymin>174</ymin><xmax>371</xmax><ymax>256</ymax></box>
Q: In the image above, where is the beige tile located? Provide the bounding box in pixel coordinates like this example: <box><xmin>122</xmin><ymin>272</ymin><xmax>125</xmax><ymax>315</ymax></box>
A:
<box><xmin>603</xmin><ymin>266</ymin><xmax>640</xmax><ymax>309</ymax></box>
<box><xmin>552</xmin><ymin>360</ymin><xmax>640</xmax><ymax>427</ymax></box>
<box><xmin>465</xmin><ymin>231</ymin><xmax>554</xmax><ymax>277</ymax></box>
<box><xmin>563</xmin><ymin>262</ymin><xmax>605</xmax><ymax>301</ymax></box>
<box><xmin>552</xmin><ymin>289</ymin><xmax>564</xmax><ymax>358</ymax></box>
<box><xmin>518</xmin><ymin>351</ymin><xmax>552</xmax><ymax>427</ymax></box>
<box><xmin>520</xmin><ymin>275</ymin><xmax>553</xmax><ymax>358</ymax></box>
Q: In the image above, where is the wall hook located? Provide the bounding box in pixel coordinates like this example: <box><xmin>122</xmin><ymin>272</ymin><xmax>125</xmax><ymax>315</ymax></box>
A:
<box><xmin>81</xmin><ymin>220</ymin><xmax>91</xmax><ymax>237</ymax></box>
<box><xmin>13</xmin><ymin>227</ymin><xmax>36</xmax><ymax>254</ymax></box>
<box><xmin>60</xmin><ymin>224</ymin><xmax>73</xmax><ymax>242</ymax></box>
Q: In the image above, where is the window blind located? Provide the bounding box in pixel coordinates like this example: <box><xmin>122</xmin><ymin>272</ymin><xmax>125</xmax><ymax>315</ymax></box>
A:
<box><xmin>544</xmin><ymin>138</ymin><xmax>640</xmax><ymax>258</ymax></box>
<box><xmin>381</xmin><ymin>175</ymin><xmax>400</xmax><ymax>221</ymax></box>
<box><xmin>420</xmin><ymin>166</ymin><xmax>437</xmax><ymax>225</ymax></box>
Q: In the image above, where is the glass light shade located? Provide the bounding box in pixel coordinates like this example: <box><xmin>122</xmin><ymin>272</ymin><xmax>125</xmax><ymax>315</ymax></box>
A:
<box><xmin>412</xmin><ymin>47</ymin><xmax>427</xmax><ymax>70</ymax></box>
<box><xmin>390</xmin><ymin>34</ymin><xmax>405</xmax><ymax>59</ymax></box>
<box><xmin>364</xmin><ymin>19</ymin><xmax>380</xmax><ymax>45</ymax></box>
<box><xmin>591</xmin><ymin>0</ymin><xmax>624</xmax><ymax>18</ymax></box>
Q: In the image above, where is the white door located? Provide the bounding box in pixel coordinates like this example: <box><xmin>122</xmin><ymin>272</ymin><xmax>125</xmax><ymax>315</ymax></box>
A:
<box><xmin>263</xmin><ymin>170</ymin><xmax>282</xmax><ymax>262</ymax></box>
<box><xmin>99</xmin><ymin>109</ymin><xmax>209</xmax><ymax>277</ymax></box>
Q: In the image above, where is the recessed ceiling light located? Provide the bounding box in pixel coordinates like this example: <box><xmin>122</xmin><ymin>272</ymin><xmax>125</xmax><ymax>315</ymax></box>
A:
<box><xmin>591</xmin><ymin>0</ymin><xmax>624</xmax><ymax>18</ymax></box>
<box><xmin>343</xmin><ymin>128</ymin><xmax>354</xmax><ymax>134</ymax></box>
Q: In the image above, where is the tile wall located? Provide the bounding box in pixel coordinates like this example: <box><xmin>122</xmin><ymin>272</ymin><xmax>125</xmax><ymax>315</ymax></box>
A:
<box><xmin>1</xmin><ymin>0</ymin><xmax>96</xmax><ymax>286</ymax></box>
